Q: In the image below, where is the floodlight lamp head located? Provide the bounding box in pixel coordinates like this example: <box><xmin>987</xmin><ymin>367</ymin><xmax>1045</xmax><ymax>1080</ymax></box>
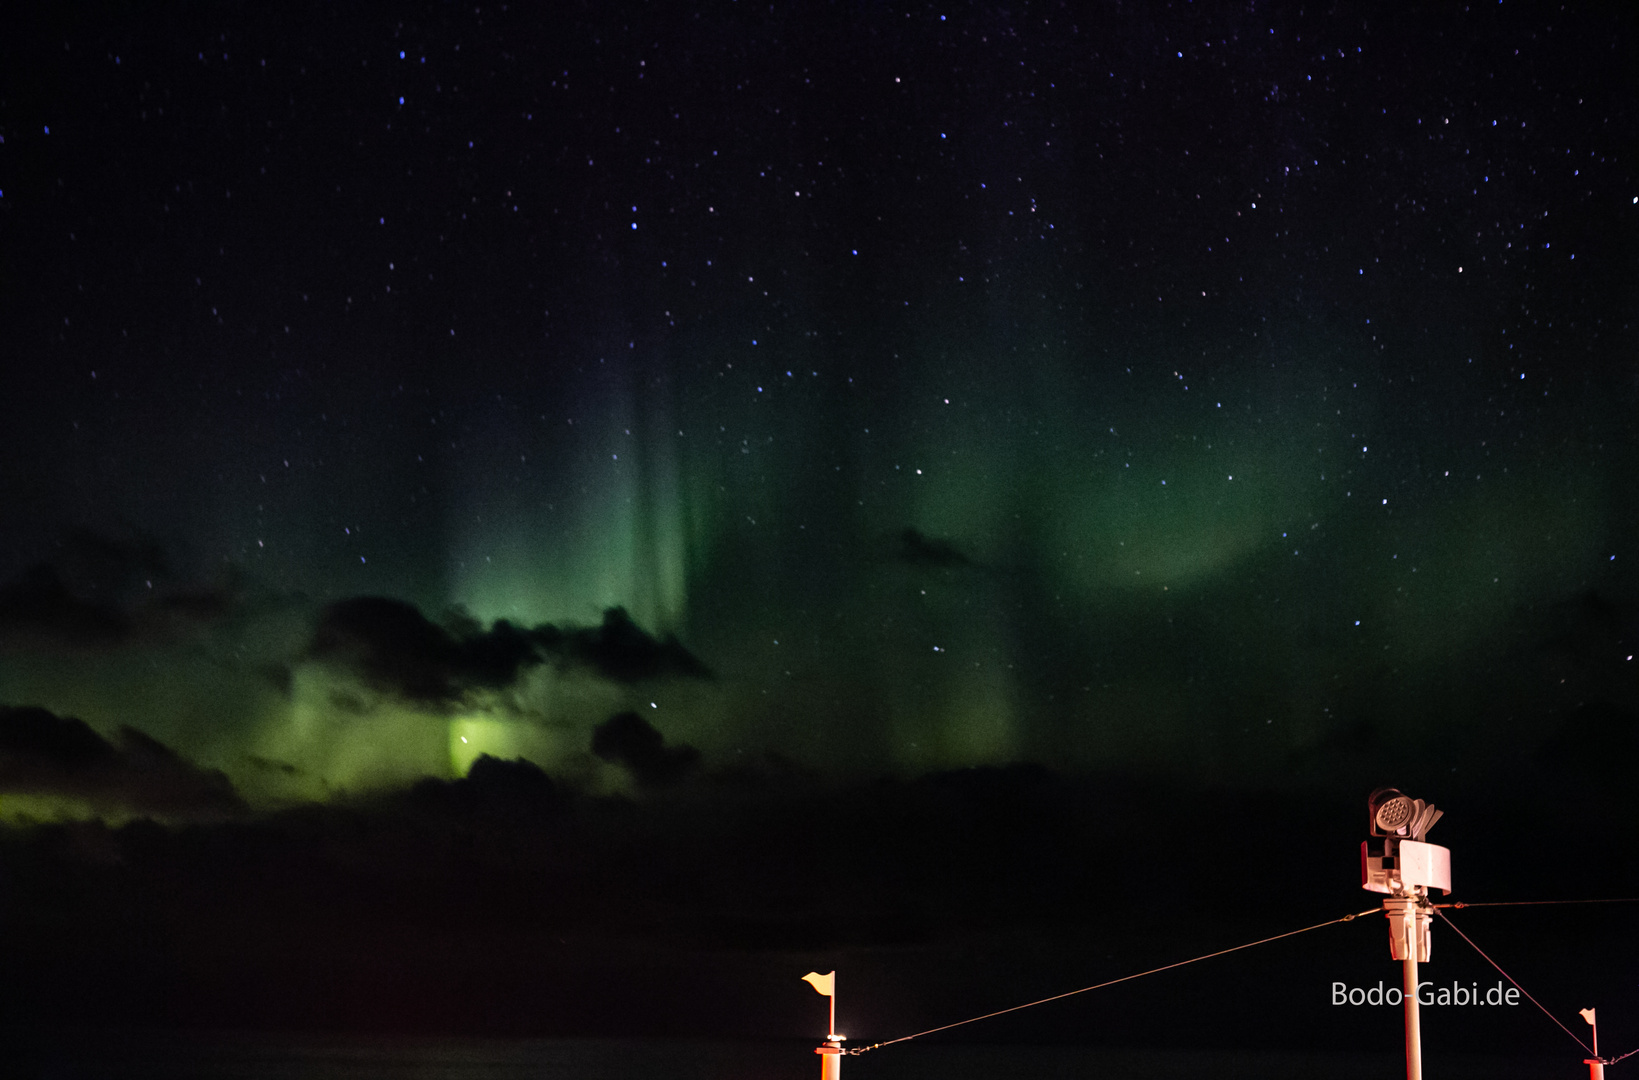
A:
<box><xmin>1368</xmin><ymin>786</ymin><xmax>1415</xmax><ymax>836</ymax></box>
<box><xmin>1367</xmin><ymin>786</ymin><xmax>1443</xmax><ymax>840</ymax></box>
<box><xmin>1361</xmin><ymin>787</ymin><xmax>1451</xmax><ymax>896</ymax></box>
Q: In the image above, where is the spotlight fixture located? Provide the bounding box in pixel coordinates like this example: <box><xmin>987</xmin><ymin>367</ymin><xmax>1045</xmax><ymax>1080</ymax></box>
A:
<box><xmin>1367</xmin><ymin>786</ymin><xmax>1443</xmax><ymax>841</ymax></box>
<box><xmin>1370</xmin><ymin>788</ymin><xmax>1416</xmax><ymax>833</ymax></box>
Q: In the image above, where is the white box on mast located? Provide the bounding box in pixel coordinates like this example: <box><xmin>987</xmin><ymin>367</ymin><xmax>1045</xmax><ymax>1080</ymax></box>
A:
<box><xmin>1362</xmin><ymin>837</ymin><xmax>1452</xmax><ymax>895</ymax></box>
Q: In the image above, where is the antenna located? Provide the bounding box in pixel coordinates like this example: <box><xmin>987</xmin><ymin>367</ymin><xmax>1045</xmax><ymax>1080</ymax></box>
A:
<box><xmin>1362</xmin><ymin>788</ymin><xmax>1451</xmax><ymax>1080</ymax></box>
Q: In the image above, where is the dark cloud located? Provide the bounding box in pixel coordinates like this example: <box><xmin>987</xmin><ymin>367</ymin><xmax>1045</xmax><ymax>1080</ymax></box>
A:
<box><xmin>406</xmin><ymin>754</ymin><xmax>564</xmax><ymax>820</ymax></box>
<box><xmin>0</xmin><ymin>705</ymin><xmax>245</xmax><ymax>818</ymax></box>
<box><xmin>0</xmin><ymin>704</ymin><xmax>112</xmax><ymax>766</ymax></box>
<box><xmin>150</xmin><ymin>588</ymin><xmax>235</xmax><ymax>623</ymax></box>
<box><xmin>51</xmin><ymin>527</ymin><xmax>171</xmax><ymax>600</ymax></box>
<box><xmin>897</xmin><ymin>528</ymin><xmax>975</xmax><ymax>570</ymax></box>
<box><xmin>591</xmin><ymin>711</ymin><xmax>702</xmax><ymax>790</ymax></box>
<box><xmin>308</xmin><ymin>599</ymin><xmax>711</xmax><ymax>708</ymax></box>
<box><xmin>542</xmin><ymin>607</ymin><xmax>714</xmax><ymax>683</ymax></box>
<box><xmin>707</xmin><ymin>749</ymin><xmax>819</xmax><ymax>791</ymax></box>
<box><xmin>258</xmin><ymin>663</ymin><xmax>296</xmax><ymax>697</ymax></box>
<box><xmin>246</xmin><ymin>754</ymin><xmax>303</xmax><ymax>778</ymax></box>
<box><xmin>307</xmin><ymin>597</ymin><xmax>540</xmax><ymax>706</ymax></box>
<box><xmin>0</xmin><ymin>530</ymin><xmax>239</xmax><ymax>649</ymax></box>
<box><xmin>0</xmin><ymin>564</ymin><xmax>132</xmax><ymax>647</ymax></box>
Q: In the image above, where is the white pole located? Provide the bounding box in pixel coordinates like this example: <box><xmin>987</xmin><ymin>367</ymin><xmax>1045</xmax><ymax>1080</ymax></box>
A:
<box><xmin>1384</xmin><ymin>892</ymin><xmax>1427</xmax><ymax>1080</ymax></box>
<box><xmin>817</xmin><ymin>1042</ymin><xmax>843</xmax><ymax>1080</ymax></box>
<box><xmin>1402</xmin><ymin>944</ymin><xmax>1422</xmax><ymax>1080</ymax></box>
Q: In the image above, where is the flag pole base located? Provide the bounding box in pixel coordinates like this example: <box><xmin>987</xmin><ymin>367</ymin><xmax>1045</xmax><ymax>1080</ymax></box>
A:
<box><xmin>816</xmin><ymin>1039</ymin><xmax>845</xmax><ymax>1080</ymax></box>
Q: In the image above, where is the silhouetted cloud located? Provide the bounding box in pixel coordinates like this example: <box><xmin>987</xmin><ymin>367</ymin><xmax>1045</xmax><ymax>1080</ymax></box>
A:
<box><xmin>0</xmin><ymin>530</ymin><xmax>239</xmax><ymax>649</ymax></box>
<box><xmin>592</xmin><ymin>711</ymin><xmax>701</xmax><ymax>789</ymax></box>
<box><xmin>707</xmin><ymin>749</ymin><xmax>819</xmax><ymax>791</ymax></box>
<box><xmin>541</xmin><ymin>607</ymin><xmax>714</xmax><ymax>683</ymax></box>
<box><xmin>897</xmin><ymin>528</ymin><xmax>974</xmax><ymax>569</ymax></box>
<box><xmin>0</xmin><ymin>565</ymin><xmax>132</xmax><ymax>647</ymax></box>
<box><xmin>307</xmin><ymin>599</ymin><xmax>711</xmax><ymax>708</ymax></box>
<box><xmin>54</xmin><ymin>527</ymin><xmax>170</xmax><ymax>592</ymax></box>
<box><xmin>246</xmin><ymin>754</ymin><xmax>303</xmax><ymax>778</ymax></box>
<box><xmin>406</xmin><ymin>754</ymin><xmax>564</xmax><ymax>819</ymax></box>
<box><xmin>0</xmin><ymin>705</ymin><xmax>245</xmax><ymax>818</ymax></box>
<box><xmin>307</xmin><ymin>597</ymin><xmax>536</xmax><ymax>706</ymax></box>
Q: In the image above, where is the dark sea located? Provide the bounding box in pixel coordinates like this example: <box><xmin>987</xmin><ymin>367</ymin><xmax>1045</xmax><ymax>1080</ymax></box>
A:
<box><xmin>29</xmin><ymin>1031</ymin><xmax>1578</xmax><ymax>1080</ymax></box>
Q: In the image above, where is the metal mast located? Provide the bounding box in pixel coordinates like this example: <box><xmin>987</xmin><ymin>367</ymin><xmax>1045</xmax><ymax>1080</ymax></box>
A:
<box><xmin>1361</xmin><ymin>788</ymin><xmax>1451</xmax><ymax>1080</ymax></box>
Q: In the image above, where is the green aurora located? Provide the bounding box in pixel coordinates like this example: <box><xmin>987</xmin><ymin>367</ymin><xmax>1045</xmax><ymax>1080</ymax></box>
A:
<box><xmin>0</xmin><ymin>326</ymin><xmax>1628</xmax><ymax>821</ymax></box>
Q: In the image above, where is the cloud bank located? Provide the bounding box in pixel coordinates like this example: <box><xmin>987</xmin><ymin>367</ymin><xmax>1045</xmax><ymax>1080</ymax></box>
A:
<box><xmin>0</xmin><ymin>705</ymin><xmax>245</xmax><ymax>820</ymax></box>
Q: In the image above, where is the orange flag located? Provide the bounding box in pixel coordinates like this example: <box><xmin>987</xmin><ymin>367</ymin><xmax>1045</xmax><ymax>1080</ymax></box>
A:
<box><xmin>1581</xmin><ymin>1008</ymin><xmax>1597</xmax><ymax>1026</ymax></box>
<box><xmin>803</xmin><ymin>971</ymin><xmax>835</xmax><ymax>996</ymax></box>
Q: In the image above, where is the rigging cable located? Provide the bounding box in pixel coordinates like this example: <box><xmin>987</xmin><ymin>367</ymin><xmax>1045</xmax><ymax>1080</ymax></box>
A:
<box><xmin>1437</xmin><ymin>898</ymin><xmax>1639</xmax><ymax>910</ymax></box>
<box><xmin>1434</xmin><ymin>902</ymin><xmax>1639</xmax><ymax>1065</ymax></box>
<box><xmin>1432</xmin><ymin>907</ymin><xmax>1593</xmax><ymax>1057</ymax></box>
<box><xmin>849</xmin><ymin>905</ymin><xmax>1382</xmax><ymax>1054</ymax></box>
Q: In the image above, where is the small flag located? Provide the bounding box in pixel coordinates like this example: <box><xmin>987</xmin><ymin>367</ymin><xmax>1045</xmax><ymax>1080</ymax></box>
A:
<box><xmin>803</xmin><ymin>971</ymin><xmax>835</xmax><ymax>997</ymax></box>
<box><xmin>1581</xmin><ymin>1008</ymin><xmax>1597</xmax><ymax>1026</ymax></box>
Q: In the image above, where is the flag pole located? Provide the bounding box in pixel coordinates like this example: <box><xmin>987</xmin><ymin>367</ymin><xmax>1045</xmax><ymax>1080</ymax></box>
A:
<box><xmin>804</xmin><ymin>970</ymin><xmax>844</xmax><ymax>1080</ymax></box>
<box><xmin>1582</xmin><ymin>1008</ymin><xmax>1604</xmax><ymax>1080</ymax></box>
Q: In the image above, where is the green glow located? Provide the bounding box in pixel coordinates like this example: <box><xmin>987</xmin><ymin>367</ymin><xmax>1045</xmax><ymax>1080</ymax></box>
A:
<box><xmin>1047</xmin><ymin>437</ymin><xmax>1313</xmax><ymax>593</ymax></box>
<box><xmin>447</xmin><ymin>399</ymin><xmax>692</xmax><ymax>632</ymax></box>
<box><xmin>0</xmin><ymin>791</ymin><xmax>114</xmax><ymax>825</ymax></box>
<box><xmin>248</xmin><ymin>665</ymin><xmax>449</xmax><ymax>796</ymax></box>
<box><xmin>892</xmin><ymin>662</ymin><xmax>1019</xmax><ymax>771</ymax></box>
<box><xmin>449</xmin><ymin>716</ymin><xmax>525</xmax><ymax>776</ymax></box>
<box><xmin>448</xmin><ymin>480</ymin><xmax>690</xmax><ymax>632</ymax></box>
<box><xmin>0</xmin><ymin>344</ymin><xmax>1629</xmax><ymax>822</ymax></box>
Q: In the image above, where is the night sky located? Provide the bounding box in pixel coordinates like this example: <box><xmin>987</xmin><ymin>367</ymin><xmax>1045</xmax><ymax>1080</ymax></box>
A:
<box><xmin>1</xmin><ymin>0</ymin><xmax>1636</xmax><ymax>1063</ymax></box>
